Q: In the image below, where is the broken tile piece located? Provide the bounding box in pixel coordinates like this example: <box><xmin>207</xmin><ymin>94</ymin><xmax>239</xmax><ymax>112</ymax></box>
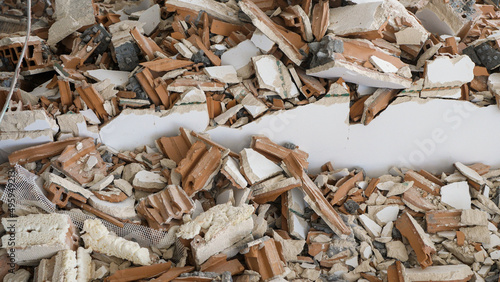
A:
<box><xmin>395</xmin><ymin>211</ymin><xmax>436</xmax><ymax>268</ymax></box>
<box><xmin>241</xmin><ymin>237</ymin><xmax>285</xmax><ymax>280</ymax></box>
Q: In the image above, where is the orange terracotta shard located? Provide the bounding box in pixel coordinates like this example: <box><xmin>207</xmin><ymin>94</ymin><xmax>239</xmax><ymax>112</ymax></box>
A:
<box><xmin>402</xmin><ymin>187</ymin><xmax>437</xmax><ymax>213</ymax></box>
<box><xmin>8</xmin><ymin>137</ymin><xmax>84</xmax><ymax>165</ymax></box>
<box><xmin>210</xmin><ymin>19</ymin><xmax>246</xmax><ymax>37</ymax></box>
<box><xmin>239</xmin><ymin>0</ymin><xmax>305</xmax><ymax>65</ymax></box>
<box><xmin>140</xmin><ymin>57</ymin><xmax>194</xmax><ymax>72</ymax></box>
<box><xmin>330</xmin><ymin>171</ymin><xmax>364</xmax><ymax>206</ymax></box>
<box><xmin>405</xmin><ymin>170</ymin><xmax>440</xmax><ymax>195</ymax></box>
<box><xmin>175</xmin><ymin>141</ymin><xmax>222</xmax><ymax>196</ymax></box>
<box><xmin>44</xmin><ymin>183</ymin><xmax>87</xmax><ymax>208</ymax></box>
<box><xmin>252</xmin><ymin>175</ymin><xmax>302</xmax><ymax>204</ymax></box>
<box><xmin>251</xmin><ymin>135</ymin><xmax>308</xmax><ymax>169</ymax></box>
<box><xmin>135</xmin><ymin>68</ymin><xmax>162</xmax><ymax>106</ymax></box>
<box><xmin>136</xmin><ymin>185</ymin><xmax>194</xmax><ymax>231</ymax></box>
<box><xmin>362</xmin><ymin>88</ymin><xmax>399</xmax><ymax>125</ymax></box>
<box><xmin>395</xmin><ymin>212</ymin><xmax>436</xmax><ymax>269</ymax></box>
<box><xmin>156</xmin><ymin>130</ymin><xmax>192</xmax><ymax>164</ymax></box>
<box><xmin>75</xmin><ymin>82</ymin><xmax>109</xmax><ymax>121</ymax></box>
<box><xmin>425</xmin><ymin>210</ymin><xmax>463</xmax><ymax>233</ymax></box>
<box><xmin>150</xmin><ymin>266</ymin><xmax>195</xmax><ymax>282</ymax></box>
<box><xmin>192</xmin><ymin>35</ymin><xmax>221</xmax><ymax>66</ymax></box>
<box><xmin>387</xmin><ymin>261</ymin><xmax>406</xmax><ymax>282</ymax></box>
<box><xmin>242</xmin><ymin>237</ymin><xmax>285</xmax><ymax>280</ymax></box>
<box><xmin>311</xmin><ymin>0</ymin><xmax>329</xmax><ymax>41</ymax></box>
<box><xmin>283</xmin><ymin>152</ymin><xmax>351</xmax><ymax>236</ymax></box>
<box><xmin>130</xmin><ymin>27</ymin><xmax>165</xmax><ymax>60</ymax></box>
<box><xmin>104</xmin><ymin>261</ymin><xmax>172</xmax><ymax>282</ymax></box>
<box><xmin>53</xmin><ymin>138</ymin><xmax>107</xmax><ymax>185</ymax></box>
<box><xmin>200</xmin><ymin>254</ymin><xmax>245</xmax><ymax>275</ymax></box>
<box><xmin>57</xmin><ymin>79</ymin><xmax>73</xmax><ymax>107</ymax></box>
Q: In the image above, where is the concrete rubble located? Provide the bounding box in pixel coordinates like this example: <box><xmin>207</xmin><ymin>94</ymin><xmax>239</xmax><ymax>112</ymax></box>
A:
<box><xmin>1</xmin><ymin>0</ymin><xmax>500</xmax><ymax>281</ymax></box>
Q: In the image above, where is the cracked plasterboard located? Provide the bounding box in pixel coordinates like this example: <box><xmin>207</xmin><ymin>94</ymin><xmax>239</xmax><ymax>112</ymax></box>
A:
<box><xmin>206</xmin><ymin>95</ymin><xmax>500</xmax><ymax>177</ymax></box>
<box><xmin>99</xmin><ymin>88</ymin><xmax>208</xmax><ymax>151</ymax></box>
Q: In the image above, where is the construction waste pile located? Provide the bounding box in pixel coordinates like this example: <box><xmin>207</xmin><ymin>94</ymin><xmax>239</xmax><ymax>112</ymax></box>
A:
<box><xmin>1</xmin><ymin>0</ymin><xmax>500</xmax><ymax>281</ymax></box>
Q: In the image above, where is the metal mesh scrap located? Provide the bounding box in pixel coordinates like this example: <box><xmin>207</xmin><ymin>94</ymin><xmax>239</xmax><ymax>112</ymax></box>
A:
<box><xmin>2</xmin><ymin>165</ymin><xmax>176</xmax><ymax>248</ymax></box>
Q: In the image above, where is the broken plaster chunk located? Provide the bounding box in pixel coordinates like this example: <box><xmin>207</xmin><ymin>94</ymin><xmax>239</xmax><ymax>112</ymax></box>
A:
<box><xmin>440</xmin><ymin>181</ymin><xmax>471</xmax><ymax>210</ymax></box>
<box><xmin>241</xmin><ymin>94</ymin><xmax>268</xmax><ymax>118</ymax></box>
<box><xmin>454</xmin><ymin>162</ymin><xmax>486</xmax><ymax>187</ymax></box>
<box><xmin>221</xmin><ymin>156</ymin><xmax>248</xmax><ymax>189</ymax></box>
<box><xmin>307</xmin><ymin>55</ymin><xmax>412</xmax><ymax>89</ymax></box>
<box><xmin>424</xmin><ymin>55</ymin><xmax>475</xmax><ymax>89</ymax></box>
<box><xmin>221</xmin><ymin>40</ymin><xmax>261</xmax><ymax>79</ymax></box>
<box><xmin>395</xmin><ymin>27</ymin><xmax>426</xmax><ymax>45</ymax></box>
<box><xmin>52</xmin><ymin>249</ymin><xmax>78</xmax><ymax>282</ymax></box>
<box><xmin>88</xmin><ymin>195</ymin><xmax>137</xmax><ymax>219</ymax></box>
<box><xmin>177</xmin><ymin>203</ymin><xmax>255</xmax><ymax>265</ymax></box>
<box><xmin>44</xmin><ymin>173</ymin><xmax>94</xmax><ymax>199</ymax></box>
<box><xmin>459</xmin><ymin>226</ymin><xmax>490</xmax><ymax>244</ymax></box>
<box><xmin>386</xmin><ymin>240</ymin><xmax>409</xmax><ymax>261</ymax></box>
<box><xmin>415</xmin><ymin>0</ymin><xmax>479</xmax><ymax>36</ymax></box>
<box><xmin>4</xmin><ymin>269</ymin><xmax>30</xmax><ymax>282</ymax></box>
<box><xmin>240</xmin><ymin>148</ymin><xmax>283</xmax><ymax>185</ymax></box>
<box><xmin>0</xmin><ymin>109</ymin><xmax>57</xmax><ymax>133</ymax></box>
<box><xmin>358</xmin><ymin>214</ymin><xmax>382</xmax><ymax>237</ymax></box>
<box><xmin>369</xmin><ymin>56</ymin><xmax>399</xmax><ymax>73</ymax></box>
<box><xmin>1</xmin><ymin>213</ymin><xmax>79</xmax><ymax>265</ymax></box>
<box><xmin>375</xmin><ymin>205</ymin><xmax>400</xmax><ymax>224</ymax></box>
<box><xmin>113</xmin><ymin>179</ymin><xmax>134</xmax><ymax>197</ymax></box>
<box><xmin>405</xmin><ymin>264</ymin><xmax>473</xmax><ymax>281</ymax></box>
<box><xmin>214</xmin><ymin>104</ymin><xmax>243</xmax><ymax>125</ymax></box>
<box><xmin>82</xmin><ymin>219</ymin><xmax>152</xmax><ymax>265</ymax></box>
<box><xmin>89</xmin><ymin>175</ymin><xmax>114</xmax><ymax>191</ymax></box>
<box><xmin>86</xmin><ymin>70</ymin><xmax>130</xmax><ymax>88</ymax></box>
<box><xmin>460</xmin><ymin>209</ymin><xmax>488</xmax><ymax>226</ymax></box>
<box><xmin>203</xmin><ymin>65</ymin><xmax>240</xmax><ymax>84</ymax></box>
<box><xmin>328</xmin><ymin>0</ymin><xmax>428</xmax><ymax>43</ymax></box>
<box><xmin>57</xmin><ymin>112</ymin><xmax>97</xmax><ymax>138</ymax></box>
<box><xmin>138</xmin><ymin>4</ymin><xmax>160</xmax><ymax>36</ymax></box>
<box><xmin>132</xmin><ymin>170</ymin><xmax>166</xmax><ymax>192</ymax></box>
<box><xmin>253</xmin><ymin>55</ymin><xmax>299</xmax><ymax>99</ymax></box>
<box><xmin>75</xmin><ymin>247</ymin><xmax>93</xmax><ymax>282</ymax></box>
<box><xmin>47</xmin><ymin>0</ymin><xmax>95</xmax><ymax>46</ymax></box>
<box><xmin>174</xmin><ymin>43</ymin><xmax>193</xmax><ymax>59</ymax></box>
<box><xmin>251</xmin><ymin>29</ymin><xmax>275</xmax><ymax>54</ymax></box>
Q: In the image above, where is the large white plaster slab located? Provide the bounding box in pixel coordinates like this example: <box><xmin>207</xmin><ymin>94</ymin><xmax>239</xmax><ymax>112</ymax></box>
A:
<box><xmin>0</xmin><ymin>130</ymin><xmax>54</xmax><ymax>163</ymax></box>
<box><xmin>99</xmin><ymin>88</ymin><xmax>209</xmax><ymax>151</ymax></box>
<box><xmin>207</xmin><ymin>96</ymin><xmax>500</xmax><ymax>176</ymax></box>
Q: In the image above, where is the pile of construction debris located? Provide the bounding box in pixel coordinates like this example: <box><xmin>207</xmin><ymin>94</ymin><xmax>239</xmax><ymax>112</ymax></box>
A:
<box><xmin>2</xmin><ymin>127</ymin><xmax>500</xmax><ymax>281</ymax></box>
<box><xmin>2</xmin><ymin>0</ymin><xmax>500</xmax><ymax>280</ymax></box>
